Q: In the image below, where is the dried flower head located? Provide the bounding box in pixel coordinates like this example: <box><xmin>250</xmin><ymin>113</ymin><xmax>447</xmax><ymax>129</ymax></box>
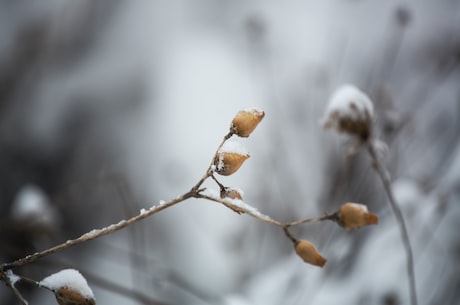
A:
<box><xmin>338</xmin><ymin>202</ymin><xmax>378</xmax><ymax>229</ymax></box>
<box><xmin>294</xmin><ymin>240</ymin><xmax>327</xmax><ymax>267</ymax></box>
<box><xmin>322</xmin><ymin>85</ymin><xmax>374</xmax><ymax>141</ymax></box>
<box><xmin>214</xmin><ymin>140</ymin><xmax>250</xmax><ymax>176</ymax></box>
<box><xmin>40</xmin><ymin>269</ymin><xmax>95</xmax><ymax>305</ymax></box>
<box><xmin>231</xmin><ymin>108</ymin><xmax>265</xmax><ymax>137</ymax></box>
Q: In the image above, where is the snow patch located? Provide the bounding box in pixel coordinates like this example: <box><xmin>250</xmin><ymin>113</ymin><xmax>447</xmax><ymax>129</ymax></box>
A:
<box><xmin>219</xmin><ymin>139</ymin><xmax>249</xmax><ymax>155</ymax></box>
<box><xmin>40</xmin><ymin>269</ymin><xmax>94</xmax><ymax>300</ymax></box>
<box><xmin>322</xmin><ymin>84</ymin><xmax>374</xmax><ymax>128</ymax></box>
<box><xmin>6</xmin><ymin>270</ymin><xmax>21</xmax><ymax>286</ymax></box>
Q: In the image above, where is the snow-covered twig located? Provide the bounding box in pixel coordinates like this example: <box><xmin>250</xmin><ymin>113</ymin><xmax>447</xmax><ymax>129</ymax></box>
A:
<box><xmin>0</xmin><ymin>107</ymin><xmax>378</xmax><ymax>304</ymax></box>
<box><xmin>1</xmin><ymin>270</ymin><xmax>29</xmax><ymax>305</ymax></box>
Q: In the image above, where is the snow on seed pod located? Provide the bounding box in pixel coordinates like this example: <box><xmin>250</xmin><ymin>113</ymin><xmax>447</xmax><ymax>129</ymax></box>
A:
<box><xmin>214</xmin><ymin>140</ymin><xmax>250</xmax><ymax>176</ymax></box>
<box><xmin>231</xmin><ymin>108</ymin><xmax>265</xmax><ymax>137</ymax></box>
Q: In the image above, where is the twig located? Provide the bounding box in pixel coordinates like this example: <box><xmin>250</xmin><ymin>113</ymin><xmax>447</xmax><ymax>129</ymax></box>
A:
<box><xmin>0</xmin><ymin>114</ymin><xmax>371</xmax><ymax>305</ymax></box>
<box><xmin>367</xmin><ymin>141</ymin><xmax>418</xmax><ymax>305</ymax></box>
<box><xmin>283</xmin><ymin>227</ymin><xmax>297</xmax><ymax>244</ymax></box>
<box><xmin>1</xmin><ymin>191</ymin><xmax>194</xmax><ymax>270</ymax></box>
<box><xmin>285</xmin><ymin>212</ymin><xmax>339</xmax><ymax>227</ymax></box>
<box><xmin>1</xmin><ymin>271</ymin><xmax>28</xmax><ymax>305</ymax></box>
<box><xmin>0</xmin><ymin>132</ymin><xmax>233</xmax><ymax>271</ymax></box>
<box><xmin>195</xmin><ymin>192</ymin><xmax>339</xmax><ymax>237</ymax></box>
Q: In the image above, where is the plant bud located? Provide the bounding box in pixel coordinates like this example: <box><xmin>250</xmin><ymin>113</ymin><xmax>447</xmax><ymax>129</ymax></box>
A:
<box><xmin>338</xmin><ymin>202</ymin><xmax>378</xmax><ymax>229</ymax></box>
<box><xmin>231</xmin><ymin>108</ymin><xmax>265</xmax><ymax>137</ymax></box>
<box><xmin>294</xmin><ymin>240</ymin><xmax>327</xmax><ymax>267</ymax></box>
<box><xmin>214</xmin><ymin>151</ymin><xmax>250</xmax><ymax>176</ymax></box>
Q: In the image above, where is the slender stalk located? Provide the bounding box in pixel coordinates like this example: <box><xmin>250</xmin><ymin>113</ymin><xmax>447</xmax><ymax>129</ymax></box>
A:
<box><xmin>367</xmin><ymin>141</ymin><xmax>417</xmax><ymax>305</ymax></box>
<box><xmin>285</xmin><ymin>212</ymin><xmax>338</xmax><ymax>227</ymax></box>
<box><xmin>1</xmin><ymin>191</ymin><xmax>194</xmax><ymax>270</ymax></box>
<box><xmin>283</xmin><ymin>227</ymin><xmax>297</xmax><ymax>244</ymax></box>
<box><xmin>1</xmin><ymin>272</ymin><xmax>28</xmax><ymax>305</ymax></box>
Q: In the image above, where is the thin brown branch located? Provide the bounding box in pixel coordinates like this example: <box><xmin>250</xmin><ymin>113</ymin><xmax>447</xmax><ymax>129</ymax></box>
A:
<box><xmin>195</xmin><ymin>192</ymin><xmax>339</xmax><ymax>231</ymax></box>
<box><xmin>283</xmin><ymin>227</ymin><xmax>297</xmax><ymax>244</ymax></box>
<box><xmin>285</xmin><ymin>212</ymin><xmax>339</xmax><ymax>227</ymax></box>
<box><xmin>195</xmin><ymin>192</ymin><xmax>284</xmax><ymax>227</ymax></box>
<box><xmin>191</xmin><ymin>131</ymin><xmax>234</xmax><ymax>192</ymax></box>
<box><xmin>1</xmin><ymin>271</ymin><xmax>28</xmax><ymax>305</ymax></box>
<box><xmin>1</xmin><ymin>190</ymin><xmax>195</xmax><ymax>270</ymax></box>
<box><xmin>367</xmin><ymin>141</ymin><xmax>418</xmax><ymax>305</ymax></box>
<box><xmin>0</xmin><ymin>131</ymin><xmax>232</xmax><ymax>272</ymax></box>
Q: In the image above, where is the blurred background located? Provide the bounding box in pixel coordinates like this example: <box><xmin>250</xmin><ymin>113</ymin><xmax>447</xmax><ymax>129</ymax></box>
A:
<box><xmin>1</xmin><ymin>0</ymin><xmax>459</xmax><ymax>304</ymax></box>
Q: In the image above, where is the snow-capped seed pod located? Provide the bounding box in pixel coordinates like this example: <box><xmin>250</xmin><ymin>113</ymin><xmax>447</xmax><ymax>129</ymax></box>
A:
<box><xmin>322</xmin><ymin>85</ymin><xmax>374</xmax><ymax>141</ymax></box>
<box><xmin>294</xmin><ymin>240</ymin><xmax>327</xmax><ymax>267</ymax></box>
<box><xmin>231</xmin><ymin>107</ymin><xmax>265</xmax><ymax>137</ymax></box>
<box><xmin>220</xmin><ymin>187</ymin><xmax>243</xmax><ymax>200</ymax></box>
<box><xmin>214</xmin><ymin>152</ymin><xmax>250</xmax><ymax>176</ymax></box>
<box><xmin>55</xmin><ymin>286</ymin><xmax>96</xmax><ymax>305</ymax></box>
<box><xmin>40</xmin><ymin>269</ymin><xmax>95</xmax><ymax>305</ymax></box>
<box><xmin>338</xmin><ymin>202</ymin><xmax>378</xmax><ymax>229</ymax></box>
<box><xmin>214</xmin><ymin>140</ymin><xmax>250</xmax><ymax>176</ymax></box>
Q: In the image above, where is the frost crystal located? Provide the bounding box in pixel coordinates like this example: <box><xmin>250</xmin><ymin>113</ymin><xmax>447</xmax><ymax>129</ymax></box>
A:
<box><xmin>40</xmin><ymin>269</ymin><xmax>94</xmax><ymax>300</ymax></box>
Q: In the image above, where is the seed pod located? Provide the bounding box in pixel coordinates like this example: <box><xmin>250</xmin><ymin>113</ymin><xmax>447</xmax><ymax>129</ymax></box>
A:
<box><xmin>214</xmin><ymin>151</ymin><xmax>250</xmax><ymax>176</ymax></box>
<box><xmin>294</xmin><ymin>240</ymin><xmax>327</xmax><ymax>267</ymax></box>
<box><xmin>220</xmin><ymin>187</ymin><xmax>245</xmax><ymax>214</ymax></box>
<box><xmin>338</xmin><ymin>202</ymin><xmax>378</xmax><ymax>229</ymax></box>
<box><xmin>231</xmin><ymin>108</ymin><xmax>265</xmax><ymax>137</ymax></box>
<box><xmin>322</xmin><ymin>85</ymin><xmax>374</xmax><ymax>141</ymax></box>
<box><xmin>55</xmin><ymin>286</ymin><xmax>96</xmax><ymax>305</ymax></box>
<box><xmin>220</xmin><ymin>187</ymin><xmax>243</xmax><ymax>200</ymax></box>
<box><xmin>40</xmin><ymin>269</ymin><xmax>95</xmax><ymax>305</ymax></box>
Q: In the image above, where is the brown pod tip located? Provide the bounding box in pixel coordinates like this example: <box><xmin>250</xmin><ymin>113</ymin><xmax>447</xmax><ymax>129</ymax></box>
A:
<box><xmin>294</xmin><ymin>240</ymin><xmax>327</xmax><ymax>267</ymax></box>
<box><xmin>338</xmin><ymin>202</ymin><xmax>378</xmax><ymax>229</ymax></box>
<box><xmin>231</xmin><ymin>108</ymin><xmax>265</xmax><ymax>137</ymax></box>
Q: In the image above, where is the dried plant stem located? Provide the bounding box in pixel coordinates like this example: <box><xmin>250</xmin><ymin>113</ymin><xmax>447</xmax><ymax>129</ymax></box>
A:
<box><xmin>1</xmin><ymin>191</ymin><xmax>194</xmax><ymax>270</ymax></box>
<box><xmin>0</xmin><ymin>127</ymin><xmax>344</xmax><ymax>305</ymax></box>
<box><xmin>1</xmin><ymin>187</ymin><xmax>338</xmax><ymax>271</ymax></box>
<box><xmin>283</xmin><ymin>227</ymin><xmax>297</xmax><ymax>244</ymax></box>
<box><xmin>367</xmin><ymin>142</ymin><xmax>417</xmax><ymax>305</ymax></box>
<box><xmin>0</xmin><ymin>272</ymin><xmax>28</xmax><ymax>305</ymax></box>
<box><xmin>196</xmin><ymin>193</ymin><xmax>337</xmax><ymax>241</ymax></box>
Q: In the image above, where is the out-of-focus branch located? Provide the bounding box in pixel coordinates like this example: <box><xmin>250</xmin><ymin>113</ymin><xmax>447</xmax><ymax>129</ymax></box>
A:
<box><xmin>367</xmin><ymin>141</ymin><xmax>417</xmax><ymax>305</ymax></box>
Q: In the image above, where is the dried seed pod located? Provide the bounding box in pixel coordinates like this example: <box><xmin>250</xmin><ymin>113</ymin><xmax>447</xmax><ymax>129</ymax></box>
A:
<box><xmin>294</xmin><ymin>240</ymin><xmax>327</xmax><ymax>267</ymax></box>
<box><xmin>214</xmin><ymin>151</ymin><xmax>250</xmax><ymax>176</ymax></box>
<box><xmin>322</xmin><ymin>85</ymin><xmax>374</xmax><ymax>141</ymax></box>
<box><xmin>214</xmin><ymin>140</ymin><xmax>250</xmax><ymax>176</ymax></box>
<box><xmin>220</xmin><ymin>187</ymin><xmax>243</xmax><ymax>200</ymax></box>
<box><xmin>338</xmin><ymin>202</ymin><xmax>378</xmax><ymax>229</ymax></box>
<box><xmin>231</xmin><ymin>108</ymin><xmax>265</xmax><ymax>137</ymax></box>
<box><xmin>55</xmin><ymin>287</ymin><xmax>96</xmax><ymax>305</ymax></box>
<box><xmin>220</xmin><ymin>187</ymin><xmax>245</xmax><ymax>214</ymax></box>
<box><xmin>40</xmin><ymin>269</ymin><xmax>95</xmax><ymax>305</ymax></box>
